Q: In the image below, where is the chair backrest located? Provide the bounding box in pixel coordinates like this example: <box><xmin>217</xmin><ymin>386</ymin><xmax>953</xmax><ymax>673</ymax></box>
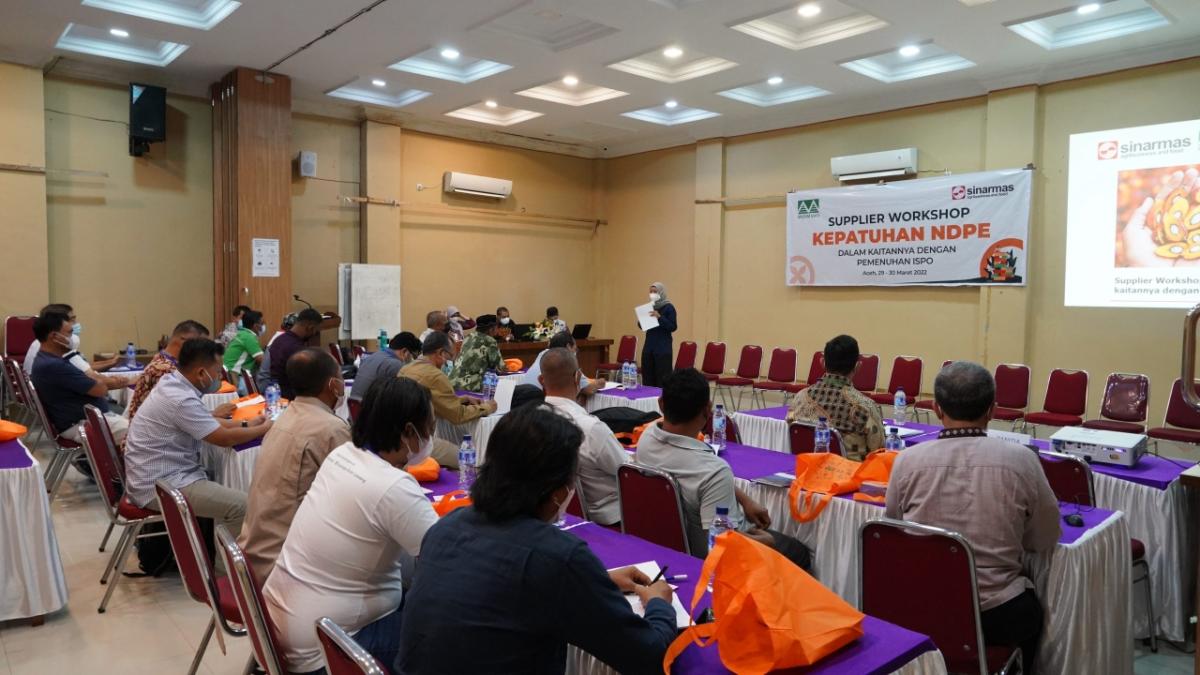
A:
<box><xmin>787</xmin><ymin>421</ymin><xmax>844</xmax><ymax>456</ymax></box>
<box><xmin>733</xmin><ymin>345</ymin><xmax>763</xmax><ymax>379</ymax></box>
<box><xmin>328</xmin><ymin>343</ymin><xmax>344</xmax><ymax>365</ymax></box>
<box><xmin>2</xmin><ymin>356</ymin><xmax>30</xmax><ymax>407</ymax></box>
<box><xmin>764</xmin><ymin>348</ymin><xmax>797</xmax><ymax>384</ymax></box>
<box><xmin>1164</xmin><ymin>378</ymin><xmax>1200</xmax><ymax>430</ymax></box>
<box><xmin>994</xmin><ymin>363</ymin><xmax>1031</xmax><ymax>410</ymax></box>
<box><xmin>700</xmin><ymin>342</ymin><xmax>726</xmax><ymax>377</ymax></box>
<box><xmin>702</xmin><ymin>413</ymin><xmax>741</xmax><ymax>444</ymax></box>
<box><xmin>1098</xmin><ymin>372</ymin><xmax>1149</xmax><ymax>423</ymax></box>
<box><xmin>566</xmin><ymin>476</ymin><xmax>588</xmax><ymax>520</ymax></box>
<box><xmin>81</xmin><ymin>404</ymin><xmax>124</xmax><ymax>513</ymax></box>
<box><xmin>346</xmin><ymin>398</ymin><xmax>362</xmax><ymax>422</ymax></box>
<box><xmin>1043</xmin><ymin>369</ymin><xmax>1089</xmax><ymax>415</ymax></box>
<box><xmin>617</xmin><ymin>463</ymin><xmax>691</xmax><ymax>555</ymax></box>
<box><xmin>24</xmin><ymin>370</ymin><xmax>67</xmax><ymax>440</ymax></box>
<box><xmin>886</xmin><ymin>356</ymin><xmax>923</xmax><ymax>396</ymax></box>
<box><xmin>154</xmin><ymin>481</ymin><xmax>237</xmax><ymax>630</ymax></box>
<box><xmin>860</xmin><ymin>519</ymin><xmax>990</xmax><ymax>675</ymax></box>
<box><xmin>675</xmin><ymin>341</ymin><xmax>698</xmax><ymax>370</ymax></box>
<box><xmin>805</xmin><ymin>351</ymin><xmax>826</xmax><ymax>384</ymax></box>
<box><xmin>240</xmin><ymin>369</ymin><xmax>259</xmax><ymax>396</ymax></box>
<box><xmin>216</xmin><ymin>525</ymin><xmax>286</xmax><ymax>675</ymax></box>
<box><xmin>852</xmin><ymin>354</ymin><xmax>879</xmax><ymax>392</ymax></box>
<box><xmin>352</xmin><ymin>345</ymin><xmax>366</xmax><ymax>360</ymax></box>
<box><xmin>317</xmin><ymin>617</ymin><xmax>390</xmax><ymax>675</ymax></box>
<box><xmin>1037</xmin><ymin>450</ymin><xmax>1094</xmax><ymax>507</ymax></box>
<box><xmin>222</xmin><ymin>366</ymin><xmax>234</xmax><ymax>384</ymax></box>
<box><xmin>4</xmin><ymin>315</ymin><xmax>36</xmax><ymax>359</ymax></box>
<box><xmin>615</xmin><ymin>335</ymin><xmax>638</xmax><ymax>363</ymax></box>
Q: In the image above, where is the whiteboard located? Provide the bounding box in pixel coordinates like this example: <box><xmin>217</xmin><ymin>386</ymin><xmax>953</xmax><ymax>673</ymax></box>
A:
<box><xmin>338</xmin><ymin>263</ymin><xmax>402</xmax><ymax>341</ymax></box>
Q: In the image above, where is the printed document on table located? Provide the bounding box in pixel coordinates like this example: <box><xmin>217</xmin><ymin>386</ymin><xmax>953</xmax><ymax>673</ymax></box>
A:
<box><xmin>493</xmin><ymin>378</ymin><xmax>516</xmax><ymax>416</ymax></box>
<box><xmin>608</xmin><ymin>561</ymin><xmax>691</xmax><ymax>628</ymax></box>
<box><xmin>635</xmin><ymin>303</ymin><xmax>659</xmax><ymax>332</ymax></box>
<box><xmin>600</xmin><ymin>381</ymin><xmax>623</xmax><ymax>391</ymax></box>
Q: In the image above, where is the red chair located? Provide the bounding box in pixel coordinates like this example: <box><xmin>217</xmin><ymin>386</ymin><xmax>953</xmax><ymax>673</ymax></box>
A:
<box><xmin>155</xmin><ymin>481</ymin><xmax>246</xmax><ymax>675</ymax></box>
<box><xmin>23</xmin><ymin>368</ymin><xmax>85</xmax><ymax>499</ymax></box>
<box><xmin>787</xmin><ymin>421</ymin><xmax>844</xmax><ymax>456</ymax></box>
<box><xmin>852</xmin><ymin>354</ymin><xmax>879</xmax><ymax>393</ymax></box>
<box><xmin>699</xmin><ymin>342</ymin><xmax>727</xmax><ymax>383</ymax></box>
<box><xmin>347</xmin><ymin>398</ymin><xmax>362</xmax><ymax>422</ymax></box>
<box><xmin>713</xmin><ymin>345</ymin><xmax>763</xmax><ymax>411</ymax></box>
<box><xmin>868</xmin><ymin>356</ymin><xmax>924</xmax><ymax>409</ymax></box>
<box><xmin>240</xmin><ymin>369</ymin><xmax>259</xmax><ymax>396</ymax></box>
<box><xmin>1148</xmin><ymin>379</ymin><xmax>1200</xmax><ymax>448</ymax></box>
<box><xmin>804</xmin><ymin>351</ymin><xmax>825</xmax><ymax>385</ymax></box>
<box><xmin>1023</xmin><ymin>369</ymin><xmax>1089</xmax><ymax>435</ymax></box>
<box><xmin>317</xmin><ymin>616</ymin><xmax>391</xmax><ymax>675</ymax></box>
<box><xmin>215</xmin><ymin>525</ymin><xmax>287</xmax><ymax>675</ymax></box>
<box><xmin>3</xmin><ymin>315</ymin><xmax>35</xmax><ymax>360</ymax></box>
<box><xmin>596</xmin><ymin>335</ymin><xmax>638</xmax><ymax>380</ymax></box>
<box><xmin>328</xmin><ymin>343</ymin><xmax>345</xmax><ymax>365</ymax></box>
<box><xmin>617</xmin><ymin>463</ymin><xmax>691</xmax><ymax>555</ymax></box>
<box><xmin>2</xmin><ymin>356</ymin><xmax>38</xmax><ymax>433</ymax></box>
<box><xmin>565</xmin><ymin>476</ymin><xmax>588</xmax><ymax>520</ymax></box>
<box><xmin>222</xmin><ymin>366</ymin><xmax>235</xmax><ymax>384</ymax></box>
<box><xmin>860</xmin><ymin>519</ymin><xmax>1022</xmax><ymax>675</ymax></box>
<box><xmin>352</xmin><ymin>345</ymin><xmax>367</xmax><ymax>360</ymax></box>
<box><xmin>751</xmin><ymin>348</ymin><xmax>804</xmax><ymax>408</ymax></box>
<box><xmin>674</xmin><ymin>341</ymin><xmax>698</xmax><ymax>370</ymax></box>
<box><xmin>702</xmin><ymin>413</ymin><xmax>741</xmax><ymax>445</ymax></box>
<box><xmin>914</xmin><ymin>360</ymin><xmax>954</xmax><ymax>423</ymax></box>
<box><xmin>1082</xmin><ymin>373</ymin><xmax>1149</xmax><ymax>434</ymax></box>
<box><xmin>993</xmin><ymin>364</ymin><xmax>1031</xmax><ymax>430</ymax></box>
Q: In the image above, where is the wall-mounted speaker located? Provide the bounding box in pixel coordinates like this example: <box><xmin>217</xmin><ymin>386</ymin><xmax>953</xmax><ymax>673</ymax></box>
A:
<box><xmin>298</xmin><ymin>150</ymin><xmax>317</xmax><ymax>178</ymax></box>
<box><xmin>129</xmin><ymin>82</ymin><xmax>166</xmax><ymax>157</ymax></box>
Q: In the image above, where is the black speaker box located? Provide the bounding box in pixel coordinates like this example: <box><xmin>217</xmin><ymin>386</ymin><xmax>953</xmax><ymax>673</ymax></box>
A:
<box><xmin>129</xmin><ymin>83</ymin><xmax>166</xmax><ymax>142</ymax></box>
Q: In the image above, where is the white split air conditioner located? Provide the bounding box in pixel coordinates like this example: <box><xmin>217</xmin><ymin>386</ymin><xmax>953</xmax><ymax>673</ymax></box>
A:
<box><xmin>830</xmin><ymin>148</ymin><xmax>918</xmax><ymax>182</ymax></box>
<box><xmin>442</xmin><ymin>171</ymin><xmax>512</xmax><ymax>199</ymax></box>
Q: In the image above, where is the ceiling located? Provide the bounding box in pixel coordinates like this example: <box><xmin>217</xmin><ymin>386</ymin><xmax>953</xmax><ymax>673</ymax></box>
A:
<box><xmin>4</xmin><ymin>0</ymin><xmax>1199</xmax><ymax>158</ymax></box>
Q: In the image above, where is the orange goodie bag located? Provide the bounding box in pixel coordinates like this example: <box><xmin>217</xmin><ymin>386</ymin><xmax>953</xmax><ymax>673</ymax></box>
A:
<box><xmin>432</xmin><ymin>490</ymin><xmax>472</xmax><ymax>517</ymax></box>
<box><xmin>503</xmin><ymin>358</ymin><xmax>524</xmax><ymax>372</ymax></box>
<box><xmin>0</xmin><ymin>421</ymin><xmax>28</xmax><ymax>442</ymax></box>
<box><xmin>663</xmin><ymin>531</ymin><xmax>864</xmax><ymax>674</ymax></box>
<box><xmin>217</xmin><ymin>381</ymin><xmax>237</xmax><ymax>394</ymax></box>
<box><xmin>788</xmin><ymin>450</ymin><xmax>899</xmax><ymax>522</ymax></box>
<box><xmin>404</xmin><ymin>457</ymin><xmax>440</xmax><ymax>482</ymax></box>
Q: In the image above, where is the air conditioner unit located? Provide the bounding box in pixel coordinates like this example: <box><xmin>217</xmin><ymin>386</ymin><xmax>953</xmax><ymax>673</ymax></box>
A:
<box><xmin>442</xmin><ymin>171</ymin><xmax>512</xmax><ymax>199</ymax></box>
<box><xmin>830</xmin><ymin>148</ymin><xmax>918</xmax><ymax>182</ymax></box>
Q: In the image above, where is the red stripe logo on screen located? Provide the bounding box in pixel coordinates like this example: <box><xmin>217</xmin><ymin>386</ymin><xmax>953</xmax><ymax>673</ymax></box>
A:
<box><xmin>1096</xmin><ymin>141</ymin><xmax>1119</xmax><ymax>160</ymax></box>
<box><xmin>951</xmin><ymin>185</ymin><xmax>966</xmax><ymax>200</ymax></box>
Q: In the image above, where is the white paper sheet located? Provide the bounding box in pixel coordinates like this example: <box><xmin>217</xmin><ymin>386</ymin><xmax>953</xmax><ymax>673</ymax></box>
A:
<box><xmin>235</xmin><ymin>395</ymin><xmax>265</xmax><ymax>408</ymax></box>
<box><xmin>988</xmin><ymin>428</ymin><xmax>1033</xmax><ymax>445</ymax></box>
<box><xmin>600</xmin><ymin>381</ymin><xmax>623</xmax><ymax>391</ymax></box>
<box><xmin>607</xmin><ymin>561</ymin><xmax>691</xmax><ymax>628</ymax></box>
<box><xmin>635</xmin><ymin>303</ymin><xmax>659</xmax><ymax>332</ymax></box>
<box><xmin>493</xmin><ymin>378</ymin><xmax>516</xmax><ymax>415</ymax></box>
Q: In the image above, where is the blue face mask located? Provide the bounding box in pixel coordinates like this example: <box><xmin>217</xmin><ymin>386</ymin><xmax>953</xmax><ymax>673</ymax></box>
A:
<box><xmin>199</xmin><ymin>369</ymin><xmax>222</xmax><ymax>394</ymax></box>
<box><xmin>72</xmin><ymin>323</ymin><xmax>83</xmax><ymax>336</ymax></box>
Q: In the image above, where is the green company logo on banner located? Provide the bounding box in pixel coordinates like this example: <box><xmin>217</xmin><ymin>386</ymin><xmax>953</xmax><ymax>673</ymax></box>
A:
<box><xmin>796</xmin><ymin>198</ymin><xmax>820</xmax><ymax>217</ymax></box>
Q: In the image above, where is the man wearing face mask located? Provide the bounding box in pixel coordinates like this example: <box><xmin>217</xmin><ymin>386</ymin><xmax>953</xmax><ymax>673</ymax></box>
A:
<box><xmin>239</xmin><ymin>348</ymin><xmax>351</xmax><ymax>582</ymax></box>
<box><xmin>640</xmin><ymin>282</ymin><xmax>677</xmax><ymax>388</ymax></box>
<box><xmin>23</xmin><ymin>303</ymin><xmax>119</xmax><ymax>376</ymax></box>
<box><xmin>123</xmin><ymin>338</ymin><xmax>272</xmax><ymax>541</ymax></box>
<box><xmin>350</xmin><ymin>332</ymin><xmax>422</xmax><ymax>403</ymax></box>
<box><xmin>223</xmin><ymin>309</ymin><xmax>265</xmax><ymax>386</ymax></box>
<box><xmin>495</xmin><ymin>306</ymin><xmax>516</xmax><ymax>342</ymax></box>
<box><xmin>127</xmin><ymin>319</ymin><xmax>226</xmax><ymax>421</ymax></box>
<box><xmin>268</xmin><ymin>308</ymin><xmax>324</xmax><ymax>399</ymax></box>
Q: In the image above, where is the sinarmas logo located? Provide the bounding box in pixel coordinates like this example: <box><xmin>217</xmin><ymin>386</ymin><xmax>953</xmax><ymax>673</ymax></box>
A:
<box><xmin>796</xmin><ymin>199</ymin><xmax>820</xmax><ymax>217</ymax></box>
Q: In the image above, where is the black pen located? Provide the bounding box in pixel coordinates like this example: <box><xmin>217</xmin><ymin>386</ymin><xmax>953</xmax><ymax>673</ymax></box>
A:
<box><xmin>649</xmin><ymin>565</ymin><xmax>668</xmax><ymax>585</ymax></box>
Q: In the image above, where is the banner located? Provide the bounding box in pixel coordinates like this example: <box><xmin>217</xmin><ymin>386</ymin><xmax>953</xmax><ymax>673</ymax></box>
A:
<box><xmin>785</xmin><ymin>168</ymin><xmax>1031</xmax><ymax>286</ymax></box>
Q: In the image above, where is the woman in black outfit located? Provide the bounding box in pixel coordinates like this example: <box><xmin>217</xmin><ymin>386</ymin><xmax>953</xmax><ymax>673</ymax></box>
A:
<box><xmin>640</xmin><ymin>281</ymin><xmax>677</xmax><ymax>387</ymax></box>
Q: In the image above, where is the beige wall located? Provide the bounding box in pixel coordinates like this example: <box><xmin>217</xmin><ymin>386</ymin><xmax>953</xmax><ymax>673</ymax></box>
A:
<box><xmin>0</xmin><ymin>63</ymin><xmax>49</xmax><ymax>333</ymax></box>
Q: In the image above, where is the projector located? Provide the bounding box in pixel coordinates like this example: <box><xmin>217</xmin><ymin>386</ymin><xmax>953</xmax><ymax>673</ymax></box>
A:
<box><xmin>1049</xmin><ymin>427</ymin><xmax>1147</xmax><ymax>467</ymax></box>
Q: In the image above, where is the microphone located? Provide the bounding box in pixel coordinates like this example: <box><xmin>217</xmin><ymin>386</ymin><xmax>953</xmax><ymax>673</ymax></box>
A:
<box><xmin>293</xmin><ymin>294</ymin><xmax>316</xmax><ymax>310</ymax></box>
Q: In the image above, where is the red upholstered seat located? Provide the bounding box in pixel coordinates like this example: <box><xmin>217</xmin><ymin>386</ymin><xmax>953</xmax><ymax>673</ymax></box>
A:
<box><xmin>1082</xmin><ymin>419</ymin><xmax>1146</xmax><ymax>433</ymax></box>
<box><xmin>1023</xmin><ymin>411</ymin><xmax>1083</xmax><ymax>427</ymax></box>
<box><xmin>1148</xmin><ymin>426</ymin><xmax>1200</xmax><ymax>443</ymax></box>
<box><xmin>117</xmin><ymin>495</ymin><xmax>159</xmax><ymax>520</ymax></box>
<box><xmin>715</xmin><ymin>376</ymin><xmax>753</xmax><ymax>386</ymax></box>
<box><xmin>1131</xmin><ymin>538</ymin><xmax>1146</xmax><ymax>562</ymax></box>
<box><xmin>215</xmin><ymin>576</ymin><xmax>243</xmax><ymax>624</ymax></box>
<box><xmin>54</xmin><ymin>435</ymin><xmax>81</xmax><ymax>449</ymax></box>
<box><xmin>914</xmin><ymin>399</ymin><xmax>936</xmax><ymax>410</ymax></box>
<box><xmin>992</xmin><ymin>407</ymin><xmax>1024</xmax><ymax>421</ymax></box>
<box><xmin>1026</xmin><ymin>369</ymin><xmax>1088</xmax><ymax>431</ymax></box>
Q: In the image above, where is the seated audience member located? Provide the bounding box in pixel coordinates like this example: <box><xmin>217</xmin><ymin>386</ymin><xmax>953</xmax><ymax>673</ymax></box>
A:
<box><xmin>446</xmin><ymin>305</ymin><xmax>475</xmax><ymax>341</ymax></box>
<box><xmin>417</xmin><ymin>310</ymin><xmax>448</xmax><ymax>343</ymax></box>
<box><xmin>29</xmin><ymin>310</ymin><xmax>130</xmax><ymax>444</ymax></box>
<box><xmin>495</xmin><ymin>306</ymin><xmax>516</xmax><ymax>342</ymax></box>
<box><xmin>256</xmin><ymin>313</ymin><xmax>294</xmax><ymax>392</ymax></box>
<box><xmin>123</xmin><ymin>338</ymin><xmax>272</xmax><ymax>538</ymax></box>
<box><xmin>268</xmin><ymin>308</ymin><xmax>323</xmax><ymax>399</ymax></box>
<box><xmin>640</xmin><ymin>368</ymin><xmax>812</xmax><ymax>568</ymax></box>
<box><xmin>240</xmin><ymin>348</ymin><xmax>351</xmax><ymax>582</ymax></box>
<box><xmin>787</xmin><ymin>334</ymin><xmax>884</xmax><ymax>460</ymax></box>
<box><xmin>540</xmin><ymin>348</ymin><xmax>629</xmax><ymax>525</ymax></box>
<box><xmin>540</xmin><ymin>305</ymin><xmax>568</xmax><ymax>335</ymax></box>
<box><xmin>886</xmin><ymin>361</ymin><xmax>1060</xmax><ymax>674</ymax></box>
<box><xmin>397</xmin><ymin>405</ymin><xmax>676</xmax><ymax>674</ymax></box>
<box><xmin>522</xmin><ymin>332</ymin><xmax>605</xmax><ymax>396</ymax></box>
<box><xmin>128</xmin><ymin>320</ymin><xmax>229</xmax><ymax>421</ymax></box>
<box><xmin>24</xmin><ymin>303</ymin><xmax>118</xmax><ymax>375</ymax></box>
<box><xmin>222</xmin><ymin>309</ymin><xmax>265</xmax><ymax>381</ymax></box>
<box><xmin>398</xmin><ymin>332</ymin><xmax>496</xmax><ymax>468</ymax></box>
<box><xmin>218</xmin><ymin>304</ymin><xmax>252</xmax><ymax>347</ymax></box>
<box><xmin>449</xmin><ymin>314</ymin><xmax>505</xmax><ymax>393</ymax></box>
<box><xmin>264</xmin><ymin>377</ymin><xmax>439</xmax><ymax>674</ymax></box>
<box><xmin>349</xmin><ymin>331</ymin><xmax>421</xmax><ymax>402</ymax></box>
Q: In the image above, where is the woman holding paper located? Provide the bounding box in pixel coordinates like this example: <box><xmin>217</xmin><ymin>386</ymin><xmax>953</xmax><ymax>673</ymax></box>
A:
<box><xmin>641</xmin><ymin>281</ymin><xmax>677</xmax><ymax>387</ymax></box>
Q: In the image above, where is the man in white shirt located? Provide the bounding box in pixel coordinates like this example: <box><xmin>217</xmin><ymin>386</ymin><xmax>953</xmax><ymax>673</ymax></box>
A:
<box><xmin>539</xmin><ymin>348</ymin><xmax>629</xmax><ymax>525</ymax></box>
<box><xmin>521</xmin><ymin>332</ymin><xmax>604</xmax><ymax>396</ymax></box>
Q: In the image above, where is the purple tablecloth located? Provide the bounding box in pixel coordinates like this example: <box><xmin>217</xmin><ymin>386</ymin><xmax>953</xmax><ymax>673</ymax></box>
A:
<box><xmin>717</xmin><ymin>442</ymin><xmax>795</xmax><ymax>480</ymax></box>
<box><xmin>602</xmin><ymin>385</ymin><xmax>662</xmax><ymax>401</ymax></box>
<box><xmin>741</xmin><ymin>406</ymin><xmax>789</xmax><ymax>420</ymax></box>
<box><xmin>1057</xmin><ymin>504</ymin><xmax>1116</xmax><ymax>545</ymax></box>
<box><xmin>0</xmin><ymin>439</ymin><xmax>33</xmax><ymax>470</ymax></box>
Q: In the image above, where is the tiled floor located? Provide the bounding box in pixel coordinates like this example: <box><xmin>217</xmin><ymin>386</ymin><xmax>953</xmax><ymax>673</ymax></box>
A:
<box><xmin>1</xmin><ymin>436</ymin><xmax>1196</xmax><ymax>674</ymax></box>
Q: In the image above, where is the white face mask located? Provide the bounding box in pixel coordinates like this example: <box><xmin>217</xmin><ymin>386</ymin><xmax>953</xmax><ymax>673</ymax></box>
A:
<box><xmin>553</xmin><ymin>486</ymin><xmax>575</xmax><ymax>524</ymax></box>
<box><xmin>500</xmin><ymin>317</ymin><xmax>511</xmax><ymax>325</ymax></box>
<box><xmin>69</xmin><ymin>333</ymin><xmax>81</xmax><ymax>350</ymax></box>
<box><xmin>649</xmin><ymin>292</ymin><xmax>661</xmax><ymax>303</ymax></box>
<box><xmin>331</xmin><ymin>379</ymin><xmax>346</xmax><ymax>411</ymax></box>
<box><xmin>405</xmin><ymin>428</ymin><xmax>435</xmax><ymax>467</ymax></box>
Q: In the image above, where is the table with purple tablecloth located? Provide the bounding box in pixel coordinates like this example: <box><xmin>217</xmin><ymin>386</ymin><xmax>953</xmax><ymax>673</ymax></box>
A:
<box><xmin>586</xmin><ymin>385</ymin><xmax>662</xmax><ymax>415</ymax></box>
<box><xmin>105</xmin><ymin>362</ymin><xmax>144</xmax><ymax>410</ymax></box>
<box><xmin>201</xmin><ymin>437</ymin><xmax>263</xmax><ymax>493</ymax></box>
<box><xmin>0</xmin><ymin>438</ymin><xmax>68</xmax><ymax>621</ymax></box>
<box><xmin>732</xmin><ymin>406</ymin><xmax>940</xmax><ymax>454</ymax></box>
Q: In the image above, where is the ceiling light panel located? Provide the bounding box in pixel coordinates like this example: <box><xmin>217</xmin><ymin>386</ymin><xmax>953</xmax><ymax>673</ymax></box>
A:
<box><xmin>840</xmin><ymin>42</ymin><xmax>975</xmax><ymax>83</ymax></box>
<box><xmin>1006</xmin><ymin>0</ymin><xmax>1169</xmax><ymax>50</ymax></box>
<box><xmin>390</xmin><ymin>47</ymin><xmax>511</xmax><ymax>84</ymax></box>
<box><xmin>730</xmin><ymin>1</ymin><xmax>887</xmax><ymax>51</ymax></box>
<box><xmin>55</xmin><ymin>22</ymin><xmax>188</xmax><ymax>66</ymax></box>
<box><xmin>608</xmin><ymin>46</ymin><xmax>737</xmax><ymax>84</ymax></box>
<box><xmin>622</xmin><ymin>103</ymin><xmax>719</xmax><ymax>126</ymax></box>
<box><xmin>717</xmin><ymin>81</ymin><xmax>831</xmax><ymax>107</ymax></box>
<box><xmin>445</xmin><ymin>102</ymin><xmax>543</xmax><ymax>127</ymax></box>
<box><xmin>80</xmin><ymin>0</ymin><xmax>241</xmax><ymax>30</ymax></box>
<box><xmin>515</xmin><ymin>78</ymin><xmax>629</xmax><ymax>107</ymax></box>
<box><xmin>326</xmin><ymin>77</ymin><xmax>430</xmax><ymax>109</ymax></box>
<box><xmin>478</xmin><ymin>3</ymin><xmax>618</xmax><ymax>52</ymax></box>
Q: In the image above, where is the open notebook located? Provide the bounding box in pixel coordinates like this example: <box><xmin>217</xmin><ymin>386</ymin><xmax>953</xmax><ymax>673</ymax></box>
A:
<box><xmin>608</xmin><ymin>561</ymin><xmax>692</xmax><ymax>628</ymax></box>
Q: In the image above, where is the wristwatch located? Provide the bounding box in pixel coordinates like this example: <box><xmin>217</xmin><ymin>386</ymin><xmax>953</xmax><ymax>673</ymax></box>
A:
<box><xmin>240</xmin><ymin>420</ymin><xmax>248</xmax><ymax>428</ymax></box>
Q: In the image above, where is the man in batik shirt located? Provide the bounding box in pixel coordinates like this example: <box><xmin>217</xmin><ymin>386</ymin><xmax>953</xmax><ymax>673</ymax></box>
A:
<box><xmin>788</xmin><ymin>334</ymin><xmax>885</xmax><ymax>460</ymax></box>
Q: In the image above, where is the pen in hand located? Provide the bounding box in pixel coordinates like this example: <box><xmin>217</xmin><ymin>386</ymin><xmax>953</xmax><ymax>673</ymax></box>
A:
<box><xmin>648</xmin><ymin>565</ymin><xmax>668</xmax><ymax>586</ymax></box>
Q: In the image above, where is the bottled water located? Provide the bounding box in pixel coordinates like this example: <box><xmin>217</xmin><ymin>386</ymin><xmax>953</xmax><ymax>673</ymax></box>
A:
<box><xmin>814</xmin><ymin>416</ymin><xmax>831</xmax><ymax>454</ymax></box>
<box><xmin>458</xmin><ymin>435</ymin><xmax>477</xmax><ymax>489</ymax></box>
<box><xmin>621</xmin><ymin>362</ymin><xmax>633</xmax><ymax>389</ymax></box>
<box><xmin>482</xmin><ymin>370</ymin><xmax>498</xmax><ymax>400</ymax></box>
<box><xmin>884</xmin><ymin>427</ymin><xmax>904</xmax><ymax>452</ymax></box>
<box><xmin>378</xmin><ymin>328</ymin><xmax>388</xmax><ymax>352</ymax></box>
<box><xmin>712</xmin><ymin>404</ymin><xmax>727</xmax><ymax>451</ymax></box>
<box><xmin>893</xmin><ymin>387</ymin><xmax>908</xmax><ymax>426</ymax></box>
<box><xmin>125</xmin><ymin>342</ymin><xmax>136</xmax><ymax>368</ymax></box>
<box><xmin>265</xmin><ymin>383</ymin><xmax>281</xmax><ymax>419</ymax></box>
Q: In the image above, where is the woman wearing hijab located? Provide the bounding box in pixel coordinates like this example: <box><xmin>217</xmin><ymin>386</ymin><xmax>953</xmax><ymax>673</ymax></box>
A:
<box><xmin>641</xmin><ymin>282</ymin><xmax>677</xmax><ymax>387</ymax></box>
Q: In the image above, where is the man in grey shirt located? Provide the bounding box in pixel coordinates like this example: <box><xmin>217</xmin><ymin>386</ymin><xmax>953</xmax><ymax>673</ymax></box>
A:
<box><xmin>886</xmin><ymin>361</ymin><xmax>1060</xmax><ymax>674</ymax></box>
<box><xmin>350</xmin><ymin>332</ymin><xmax>421</xmax><ymax>402</ymax></box>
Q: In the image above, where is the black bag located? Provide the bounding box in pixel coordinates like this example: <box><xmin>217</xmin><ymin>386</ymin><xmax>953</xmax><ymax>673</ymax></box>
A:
<box><xmin>593</xmin><ymin>406</ymin><xmax>661</xmax><ymax>434</ymax></box>
<box><xmin>132</xmin><ymin>516</ymin><xmax>215</xmax><ymax>578</ymax></box>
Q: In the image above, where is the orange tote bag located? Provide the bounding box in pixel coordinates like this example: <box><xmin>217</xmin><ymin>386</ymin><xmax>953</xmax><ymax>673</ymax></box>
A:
<box><xmin>663</xmin><ymin>531</ymin><xmax>865</xmax><ymax>674</ymax></box>
<box><xmin>788</xmin><ymin>450</ymin><xmax>900</xmax><ymax>522</ymax></box>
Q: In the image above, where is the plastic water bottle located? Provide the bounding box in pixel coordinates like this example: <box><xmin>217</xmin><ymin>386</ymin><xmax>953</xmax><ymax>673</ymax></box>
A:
<box><xmin>620</xmin><ymin>362</ymin><xmax>630</xmax><ymax>389</ymax></box>
<box><xmin>265</xmin><ymin>383</ymin><xmax>281</xmax><ymax>419</ymax></box>
<box><xmin>884</xmin><ymin>427</ymin><xmax>904</xmax><ymax>452</ymax></box>
<box><xmin>458</xmin><ymin>435</ymin><xmax>477</xmax><ymax>489</ymax></box>
<box><xmin>378</xmin><ymin>328</ymin><xmax>388</xmax><ymax>352</ymax></box>
<box><xmin>893</xmin><ymin>387</ymin><xmax>908</xmax><ymax>426</ymax></box>
<box><xmin>708</xmin><ymin>505</ymin><xmax>732</xmax><ymax>553</ymax></box>
<box><xmin>482</xmin><ymin>370</ymin><xmax>498</xmax><ymax>400</ymax></box>
<box><xmin>125</xmin><ymin>342</ymin><xmax>136</xmax><ymax>368</ymax></box>
<box><xmin>814</xmin><ymin>416</ymin><xmax>831</xmax><ymax>454</ymax></box>
<box><xmin>712</xmin><ymin>404</ymin><xmax>727</xmax><ymax>451</ymax></box>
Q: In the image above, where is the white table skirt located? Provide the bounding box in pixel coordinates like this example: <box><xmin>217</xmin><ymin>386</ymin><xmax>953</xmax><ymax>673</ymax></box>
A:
<box><xmin>585</xmin><ymin>393</ymin><xmax>661</xmax><ymax>415</ymax></box>
<box><xmin>731</xmin><ymin>412</ymin><xmax>789</xmax><ymax>453</ymax></box>
<box><xmin>201</xmin><ymin>441</ymin><xmax>262</xmax><ymax>494</ymax></box>
<box><xmin>737</xmin><ymin>479</ymin><xmax>1132</xmax><ymax>675</ymax></box>
<box><xmin>0</xmin><ymin>441</ymin><xmax>68</xmax><ymax>621</ymax></box>
<box><xmin>435</xmin><ymin>415</ymin><xmax>503</xmax><ymax>465</ymax></box>
<box><xmin>566</xmin><ymin>643</ymin><xmax>948</xmax><ymax>675</ymax></box>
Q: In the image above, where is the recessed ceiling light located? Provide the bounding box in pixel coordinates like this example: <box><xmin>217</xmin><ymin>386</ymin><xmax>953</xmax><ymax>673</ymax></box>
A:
<box><xmin>371</xmin><ymin>79</ymin><xmax>387</xmax><ymax>87</ymax></box>
<box><xmin>562</xmin><ymin>75</ymin><xmax>579</xmax><ymax>86</ymax></box>
<box><xmin>1076</xmin><ymin>2</ymin><xmax>1100</xmax><ymax>14</ymax></box>
<box><xmin>440</xmin><ymin>47</ymin><xmax>460</xmax><ymax>60</ymax></box>
<box><xmin>898</xmin><ymin>45</ymin><xmax>921</xmax><ymax>57</ymax></box>
<box><xmin>665</xmin><ymin>99</ymin><xmax>678</xmax><ymax>108</ymax></box>
<box><xmin>767</xmin><ymin>76</ymin><xmax>783</xmax><ymax>85</ymax></box>
<box><xmin>662</xmin><ymin>46</ymin><xmax>683</xmax><ymax>59</ymax></box>
<box><xmin>109</xmin><ymin>28</ymin><xmax>129</xmax><ymax>38</ymax></box>
<box><xmin>485</xmin><ymin>99</ymin><xmax>498</xmax><ymax>108</ymax></box>
<box><xmin>797</xmin><ymin>3</ymin><xmax>821</xmax><ymax>18</ymax></box>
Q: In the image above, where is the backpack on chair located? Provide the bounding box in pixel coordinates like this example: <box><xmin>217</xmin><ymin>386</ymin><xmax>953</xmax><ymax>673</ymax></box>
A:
<box><xmin>592</xmin><ymin>406</ymin><xmax>663</xmax><ymax>446</ymax></box>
